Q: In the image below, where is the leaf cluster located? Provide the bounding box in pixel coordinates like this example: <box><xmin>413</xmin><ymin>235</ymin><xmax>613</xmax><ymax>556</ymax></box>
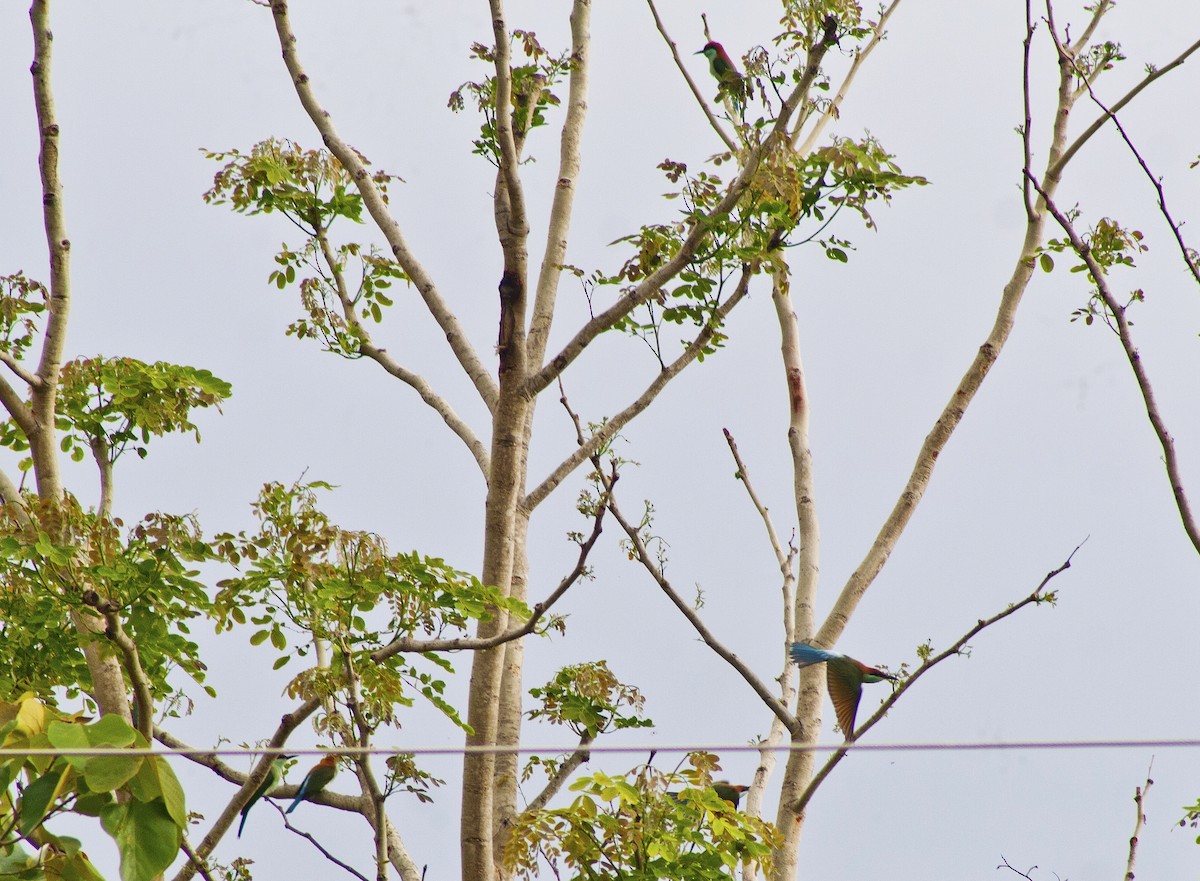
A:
<box><xmin>212</xmin><ymin>480</ymin><xmax>528</xmax><ymax>731</ymax></box>
<box><xmin>505</xmin><ymin>755</ymin><xmax>781</xmax><ymax>881</ymax></box>
<box><xmin>1037</xmin><ymin>216</ymin><xmax>1148</xmax><ymax>326</ymax></box>
<box><xmin>0</xmin><ymin>696</ymin><xmax>186</xmax><ymax>881</ymax></box>
<box><xmin>0</xmin><ymin>498</ymin><xmax>215</xmax><ymax>707</ymax></box>
<box><xmin>448</xmin><ymin>30</ymin><xmax>569</xmax><ymax>164</ymax></box>
<box><xmin>527</xmin><ymin>661</ymin><xmax>653</xmax><ymax>740</ymax></box>
<box><xmin>0</xmin><ymin>273</ymin><xmax>47</xmax><ymax>362</ymax></box>
<box><xmin>202</xmin><ymin>139</ymin><xmax>397</xmax><ymax>232</ymax></box>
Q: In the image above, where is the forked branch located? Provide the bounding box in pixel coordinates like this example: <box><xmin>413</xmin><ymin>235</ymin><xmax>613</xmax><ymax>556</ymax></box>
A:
<box><xmin>1029</xmin><ymin>177</ymin><xmax>1200</xmax><ymax>557</ymax></box>
<box><xmin>790</xmin><ymin>543</ymin><xmax>1082</xmax><ymax>816</ymax></box>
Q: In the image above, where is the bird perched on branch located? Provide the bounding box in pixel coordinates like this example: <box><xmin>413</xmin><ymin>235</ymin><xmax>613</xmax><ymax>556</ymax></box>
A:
<box><xmin>695</xmin><ymin>41</ymin><xmax>746</xmax><ymax>109</ymax></box>
<box><xmin>285</xmin><ymin>754</ymin><xmax>339</xmax><ymax>814</ymax></box>
<box><xmin>789</xmin><ymin>642</ymin><xmax>897</xmax><ymax>741</ymax></box>
<box><xmin>238</xmin><ymin>755</ymin><xmax>292</xmax><ymax>837</ymax></box>
<box><xmin>713</xmin><ymin>780</ymin><xmax>750</xmax><ymax>808</ymax></box>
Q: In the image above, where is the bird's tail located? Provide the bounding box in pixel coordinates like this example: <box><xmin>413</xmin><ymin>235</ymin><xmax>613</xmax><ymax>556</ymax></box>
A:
<box><xmin>789</xmin><ymin>641</ymin><xmax>837</xmax><ymax>668</ymax></box>
<box><xmin>237</xmin><ymin>811</ymin><xmax>248</xmax><ymax>838</ymax></box>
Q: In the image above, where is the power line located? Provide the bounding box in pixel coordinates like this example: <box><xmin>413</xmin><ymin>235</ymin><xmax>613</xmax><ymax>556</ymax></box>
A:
<box><xmin>4</xmin><ymin>738</ymin><xmax>1199</xmax><ymax>758</ymax></box>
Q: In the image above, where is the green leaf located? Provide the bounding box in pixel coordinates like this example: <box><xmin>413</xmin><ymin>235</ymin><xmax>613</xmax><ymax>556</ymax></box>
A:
<box><xmin>86</xmin><ymin>714</ymin><xmax>137</xmax><ymax>748</ymax></box>
<box><xmin>20</xmin><ymin>764</ymin><xmax>70</xmax><ymax>833</ymax></box>
<box><xmin>101</xmin><ymin>799</ymin><xmax>181</xmax><ymax>881</ymax></box>
<box><xmin>1039</xmin><ymin>252</ymin><xmax>1054</xmax><ymax>272</ymax></box>
<box><xmin>47</xmin><ymin>720</ymin><xmax>90</xmax><ymax>770</ymax></box>
<box><xmin>83</xmin><ymin>755</ymin><xmax>142</xmax><ymax>793</ymax></box>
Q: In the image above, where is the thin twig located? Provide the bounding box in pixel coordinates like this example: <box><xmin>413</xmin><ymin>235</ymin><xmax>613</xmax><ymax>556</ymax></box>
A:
<box><xmin>997</xmin><ymin>855</ymin><xmax>1038</xmax><ymax>879</ymax></box>
<box><xmin>283</xmin><ymin>814</ymin><xmax>372</xmax><ymax>881</ymax></box>
<box><xmin>790</xmin><ymin>542</ymin><xmax>1082</xmax><ymax>816</ymax></box>
<box><xmin>723</xmin><ymin>429</ymin><xmax>790</xmax><ymax>574</ymax></box>
<box><xmin>606</xmin><ymin>482</ymin><xmax>798</xmax><ymax>732</ymax></box>
<box><xmin>268</xmin><ymin>0</ymin><xmax>498</xmax><ymax>412</ymax></box>
<box><xmin>1050</xmin><ymin>35</ymin><xmax>1200</xmax><ymax>180</ymax></box>
<box><xmin>1028</xmin><ymin>175</ymin><xmax>1200</xmax><ymax>557</ymax></box>
<box><xmin>644</xmin><ymin>0</ymin><xmax>738</xmax><ymax>153</ymax></box>
<box><xmin>1124</xmin><ymin>759</ymin><xmax>1153</xmax><ymax>880</ymax></box>
<box><xmin>526</xmin><ymin>266</ymin><xmax>753</xmax><ymax>510</ymax></box>
<box><xmin>1057</xmin><ymin>47</ymin><xmax>1200</xmax><ymax>286</ymax></box>
<box><xmin>370</xmin><ymin>485</ymin><xmax>609</xmax><ymax>662</ymax></box>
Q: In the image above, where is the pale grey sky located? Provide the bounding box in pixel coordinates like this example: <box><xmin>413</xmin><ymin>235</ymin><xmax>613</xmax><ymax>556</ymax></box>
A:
<box><xmin>2</xmin><ymin>1</ymin><xmax>1200</xmax><ymax>879</ymax></box>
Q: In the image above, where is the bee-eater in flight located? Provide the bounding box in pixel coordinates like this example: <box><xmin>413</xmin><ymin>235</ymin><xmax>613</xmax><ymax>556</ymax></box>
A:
<box><xmin>285</xmin><ymin>754</ymin><xmax>339</xmax><ymax>814</ymax></box>
<box><xmin>790</xmin><ymin>641</ymin><xmax>897</xmax><ymax>740</ymax></box>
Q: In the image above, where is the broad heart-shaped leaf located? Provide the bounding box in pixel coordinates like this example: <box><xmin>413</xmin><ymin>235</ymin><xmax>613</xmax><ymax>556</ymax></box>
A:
<box><xmin>85</xmin><ymin>714</ymin><xmax>136</xmax><ymax>748</ymax></box>
<box><xmin>100</xmin><ymin>799</ymin><xmax>180</xmax><ymax>881</ymax></box>
<box><xmin>47</xmin><ymin>720</ymin><xmax>91</xmax><ymax>771</ymax></box>
<box><xmin>83</xmin><ymin>755</ymin><xmax>143</xmax><ymax>793</ymax></box>
<box><xmin>19</xmin><ymin>763</ymin><xmax>70</xmax><ymax>834</ymax></box>
<box><xmin>128</xmin><ymin>756</ymin><xmax>186</xmax><ymax>828</ymax></box>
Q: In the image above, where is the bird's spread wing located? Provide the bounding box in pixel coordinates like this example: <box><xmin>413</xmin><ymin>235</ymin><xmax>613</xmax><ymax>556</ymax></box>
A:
<box><xmin>825</xmin><ymin>659</ymin><xmax>865</xmax><ymax>740</ymax></box>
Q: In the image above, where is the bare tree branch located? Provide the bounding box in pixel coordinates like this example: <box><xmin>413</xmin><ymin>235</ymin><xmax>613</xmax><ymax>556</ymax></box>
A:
<box><xmin>28</xmin><ymin>0</ymin><xmax>71</xmax><ymax>496</ymax></box>
<box><xmin>1056</xmin><ymin>47</ymin><xmax>1200</xmax><ymax>286</ymax></box>
<box><xmin>793</xmin><ymin>0</ymin><xmax>904</xmax><ymax>156</ymax></box>
<box><xmin>1029</xmin><ymin>176</ymin><xmax>1200</xmax><ymax>557</ymax></box>
<box><xmin>268</xmin><ymin>1</ymin><xmax>499</xmax><ymax>412</ymax></box>
<box><xmin>313</xmin><ymin>228</ymin><xmax>491</xmax><ymax>476</ymax></box>
<box><xmin>790</xmin><ymin>543</ymin><xmax>1081</xmax><ymax>817</ymax></box>
<box><xmin>644</xmin><ymin>0</ymin><xmax>738</xmax><ymax>154</ymax></box>
<box><xmin>371</xmin><ymin>476</ymin><xmax>610</xmax><ymax>662</ymax></box>
<box><xmin>527</xmin><ymin>0</ymin><xmax>594</xmax><ymax>370</ymax></box>
<box><xmin>604</xmin><ymin>477</ymin><xmax>798</xmax><ymax>733</ymax></box>
<box><xmin>0</xmin><ymin>351</ymin><xmax>40</xmax><ymax>388</ymax></box>
<box><xmin>723</xmin><ymin>426</ymin><xmax>798</xmax><ymax>823</ymax></box>
<box><xmin>1050</xmin><ymin>35</ymin><xmax>1200</xmax><ymax>180</ymax></box>
<box><xmin>1124</xmin><ymin>761</ymin><xmax>1153</xmax><ymax>881</ymax></box>
<box><xmin>282</xmin><ymin>813</ymin><xmax>372</xmax><ymax>881</ymax></box>
<box><xmin>525</xmin><ymin>267</ymin><xmax>752</xmax><ymax>511</ymax></box>
<box><xmin>525</xmin><ymin>24</ymin><xmax>844</xmax><ymax>398</ymax></box>
<box><xmin>813</xmin><ymin>7</ymin><xmax>1088</xmax><ymax>648</ymax></box>
<box><xmin>523</xmin><ymin>735</ymin><xmax>593</xmax><ymax>814</ymax></box>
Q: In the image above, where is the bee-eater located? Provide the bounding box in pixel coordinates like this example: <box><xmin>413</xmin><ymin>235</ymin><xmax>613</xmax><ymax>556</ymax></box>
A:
<box><xmin>712</xmin><ymin>780</ymin><xmax>750</xmax><ymax>808</ymax></box>
<box><xmin>695</xmin><ymin>41</ymin><xmax>745</xmax><ymax>108</ymax></box>
<box><xmin>789</xmin><ymin>641</ymin><xmax>897</xmax><ymax>741</ymax></box>
<box><xmin>237</xmin><ymin>755</ymin><xmax>292</xmax><ymax>837</ymax></box>
<box><xmin>285</xmin><ymin>754</ymin><xmax>339</xmax><ymax>814</ymax></box>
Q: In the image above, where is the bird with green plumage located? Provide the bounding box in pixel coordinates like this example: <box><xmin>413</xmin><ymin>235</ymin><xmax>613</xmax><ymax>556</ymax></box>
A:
<box><xmin>237</xmin><ymin>754</ymin><xmax>293</xmax><ymax>837</ymax></box>
<box><xmin>285</xmin><ymin>753</ymin><xmax>339</xmax><ymax>814</ymax></box>
<box><xmin>712</xmin><ymin>780</ymin><xmax>750</xmax><ymax>808</ymax></box>
<box><xmin>695</xmin><ymin>41</ymin><xmax>746</xmax><ymax>110</ymax></box>
<box><xmin>789</xmin><ymin>641</ymin><xmax>897</xmax><ymax>741</ymax></box>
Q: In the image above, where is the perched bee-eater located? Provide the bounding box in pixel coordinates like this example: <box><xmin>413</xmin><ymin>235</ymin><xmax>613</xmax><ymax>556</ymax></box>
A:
<box><xmin>789</xmin><ymin>641</ymin><xmax>897</xmax><ymax>741</ymax></box>
<box><xmin>238</xmin><ymin>755</ymin><xmax>292</xmax><ymax>837</ymax></box>
<box><xmin>712</xmin><ymin>780</ymin><xmax>750</xmax><ymax>808</ymax></box>
<box><xmin>285</xmin><ymin>754</ymin><xmax>339</xmax><ymax>814</ymax></box>
<box><xmin>695</xmin><ymin>41</ymin><xmax>745</xmax><ymax>107</ymax></box>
